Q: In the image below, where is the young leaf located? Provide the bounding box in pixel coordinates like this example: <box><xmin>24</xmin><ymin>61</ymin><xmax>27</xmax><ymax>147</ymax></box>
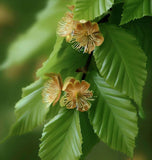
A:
<box><xmin>94</xmin><ymin>24</ymin><xmax>147</xmax><ymax>117</ymax></box>
<box><xmin>0</xmin><ymin>0</ymin><xmax>72</xmax><ymax>69</ymax></box>
<box><xmin>37</xmin><ymin>37</ymin><xmax>88</xmax><ymax>79</ymax></box>
<box><xmin>74</xmin><ymin>0</ymin><xmax>114</xmax><ymax>20</ymax></box>
<box><xmin>22</xmin><ymin>78</ymin><xmax>44</xmax><ymax>97</ymax></box>
<box><xmin>45</xmin><ymin>104</ymin><xmax>61</xmax><ymax>120</ymax></box>
<box><xmin>39</xmin><ymin>109</ymin><xmax>82</xmax><ymax>160</ymax></box>
<box><xmin>10</xmin><ymin>81</ymin><xmax>49</xmax><ymax>135</ymax></box>
<box><xmin>87</xmin><ymin>71</ymin><xmax>138</xmax><ymax>157</ymax></box>
<box><xmin>121</xmin><ymin>0</ymin><xmax>152</xmax><ymax>25</ymax></box>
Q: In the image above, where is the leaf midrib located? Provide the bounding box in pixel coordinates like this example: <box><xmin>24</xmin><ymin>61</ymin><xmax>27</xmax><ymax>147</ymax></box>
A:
<box><xmin>95</xmin><ymin>79</ymin><xmax>131</xmax><ymax>151</ymax></box>
<box><xmin>104</xmin><ymin>26</ymin><xmax>136</xmax><ymax>95</ymax></box>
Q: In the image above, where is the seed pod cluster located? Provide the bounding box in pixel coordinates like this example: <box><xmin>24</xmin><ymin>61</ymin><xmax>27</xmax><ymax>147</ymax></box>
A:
<box><xmin>42</xmin><ymin>73</ymin><xmax>93</xmax><ymax>112</ymax></box>
<box><xmin>57</xmin><ymin>6</ymin><xmax>104</xmax><ymax>54</ymax></box>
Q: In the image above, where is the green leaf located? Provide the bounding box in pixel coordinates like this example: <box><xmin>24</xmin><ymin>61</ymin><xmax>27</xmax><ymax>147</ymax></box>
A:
<box><xmin>37</xmin><ymin>37</ymin><xmax>88</xmax><ymax>79</ymax></box>
<box><xmin>87</xmin><ymin>71</ymin><xmax>138</xmax><ymax>157</ymax></box>
<box><xmin>123</xmin><ymin>17</ymin><xmax>152</xmax><ymax>94</ymax></box>
<box><xmin>39</xmin><ymin>109</ymin><xmax>82</xmax><ymax>160</ymax></box>
<box><xmin>74</xmin><ymin>0</ymin><xmax>114</xmax><ymax>20</ymax></box>
<box><xmin>79</xmin><ymin>112</ymin><xmax>99</xmax><ymax>159</ymax></box>
<box><xmin>94</xmin><ymin>24</ymin><xmax>147</xmax><ymax>117</ymax></box>
<box><xmin>22</xmin><ymin>78</ymin><xmax>44</xmax><ymax>97</ymax></box>
<box><xmin>0</xmin><ymin>0</ymin><xmax>72</xmax><ymax>69</ymax></box>
<box><xmin>45</xmin><ymin>103</ymin><xmax>61</xmax><ymax>120</ymax></box>
<box><xmin>123</xmin><ymin>17</ymin><xmax>152</xmax><ymax>57</ymax></box>
<box><xmin>121</xmin><ymin>0</ymin><xmax>152</xmax><ymax>25</ymax></box>
<box><xmin>10</xmin><ymin>81</ymin><xmax>49</xmax><ymax>135</ymax></box>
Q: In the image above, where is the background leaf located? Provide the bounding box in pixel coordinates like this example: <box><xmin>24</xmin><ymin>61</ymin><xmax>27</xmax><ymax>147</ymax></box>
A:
<box><xmin>123</xmin><ymin>17</ymin><xmax>152</xmax><ymax>57</ymax></box>
<box><xmin>39</xmin><ymin>109</ymin><xmax>82</xmax><ymax>160</ymax></box>
<box><xmin>1</xmin><ymin>0</ymin><xmax>72</xmax><ymax>69</ymax></box>
<box><xmin>121</xmin><ymin>0</ymin><xmax>152</xmax><ymax>25</ymax></box>
<box><xmin>114</xmin><ymin>0</ymin><xmax>124</xmax><ymax>3</ymax></box>
<box><xmin>74</xmin><ymin>0</ymin><xmax>114</xmax><ymax>20</ymax></box>
<box><xmin>123</xmin><ymin>17</ymin><xmax>152</xmax><ymax>100</ymax></box>
<box><xmin>37</xmin><ymin>37</ymin><xmax>88</xmax><ymax>79</ymax></box>
<box><xmin>109</xmin><ymin>2</ymin><xmax>123</xmax><ymax>25</ymax></box>
<box><xmin>10</xmin><ymin>81</ymin><xmax>48</xmax><ymax>135</ymax></box>
<box><xmin>87</xmin><ymin>71</ymin><xmax>138</xmax><ymax>157</ymax></box>
<box><xmin>94</xmin><ymin>24</ymin><xmax>147</xmax><ymax>117</ymax></box>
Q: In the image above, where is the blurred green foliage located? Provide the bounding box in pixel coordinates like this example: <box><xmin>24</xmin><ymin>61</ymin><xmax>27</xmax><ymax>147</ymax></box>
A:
<box><xmin>0</xmin><ymin>0</ymin><xmax>46</xmax><ymax>159</ymax></box>
<box><xmin>0</xmin><ymin>0</ymin><xmax>46</xmax><ymax>63</ymax></box>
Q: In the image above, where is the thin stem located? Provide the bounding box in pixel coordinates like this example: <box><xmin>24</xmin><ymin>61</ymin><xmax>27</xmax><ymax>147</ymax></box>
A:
<box><xmin>81</xmin><ymin>52</ymin><xmax>93</xmax><ymax>80</ymax></box>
